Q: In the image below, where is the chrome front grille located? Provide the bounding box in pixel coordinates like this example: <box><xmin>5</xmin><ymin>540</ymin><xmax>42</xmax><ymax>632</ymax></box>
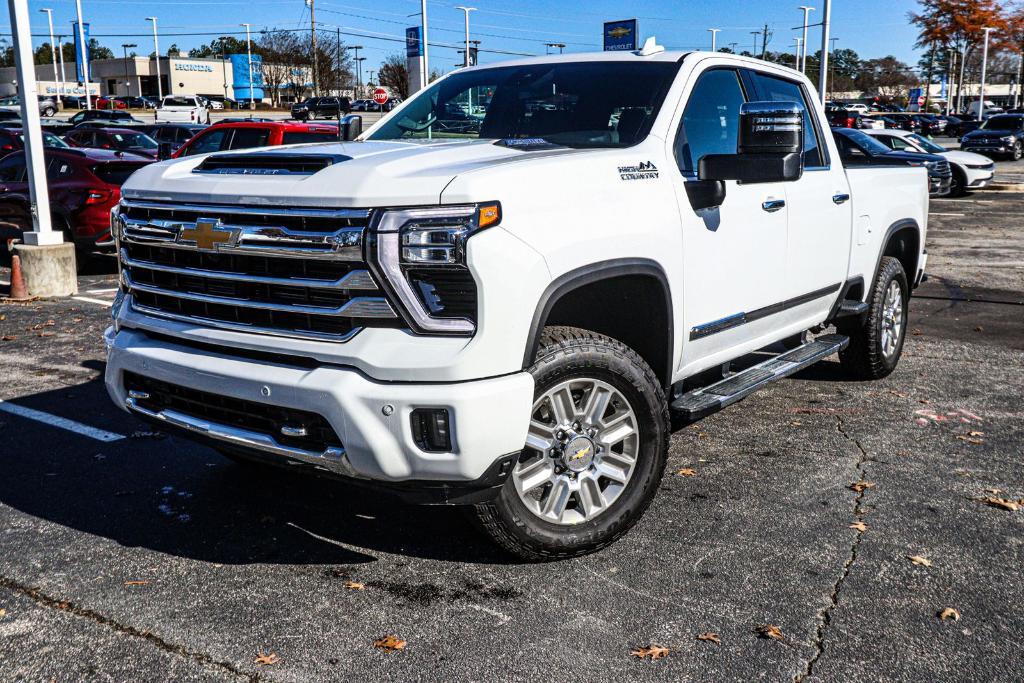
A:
<box><xmin>116</xmin><ymin>199</ymin><xmax>401</xmax><ymax>341</ymax></box>
<box><xmin>933</xmin><ymin>160</ymin><xmax>951</xmax><ymax>177</ymax></box>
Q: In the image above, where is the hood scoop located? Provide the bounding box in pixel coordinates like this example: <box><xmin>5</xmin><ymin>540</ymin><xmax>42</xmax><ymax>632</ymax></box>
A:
<box><xmin>193</xmin><ymin>153</ymin><xmax>351</xmax><ymax>176</ymax></box>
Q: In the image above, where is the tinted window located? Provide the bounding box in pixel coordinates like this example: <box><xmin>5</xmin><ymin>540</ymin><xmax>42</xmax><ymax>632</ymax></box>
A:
<box><xmin>0</xmin><ymin>155</ymin><xmax>26</xmax><ymax>182</ymax></box>
<box><xmin>750</xmin><ymin>72</ymin><xmax>825</xmax><ymax>167</ymax></box>
<box><xmin>109</xmin><ymin>132</ymin><xmax>158</xmax><ymax>150</ymax></box>
<box><xmin>675</xmin><ymin>68</ymin><xmax>746</xmax><ymax>174</ymax></box>
<box><xmin>227</xmin><ymin>128</ymin><xmax>271</xmax><ymax>149</ymax></box>
<box><xmin>369</xmin><ymin>61</ymin><xmax>679</xmax><ymax>148</ymax></box>
<box><xmin>282</xmin><ymin>131</ymin><xmax>336</xmax><ymax>144</ymax></box>
<box><xmin>183</xmin><ymin>129</ymin><xmax>228</xmax><ymax>156</ymax></box>
<box><xmin>90</xmin><ymin>162</ymin><xmax>147</xmax><ymax>185</ymax></box>
<box><xmin>981</xmin><ymin>115</ymin><xmax>1023</xmax><ymax>130</ymax></box>
<box><xmin>46</xmin><ymin>156</ymin><xmax>74</xmax><ymax>179</ymax></box>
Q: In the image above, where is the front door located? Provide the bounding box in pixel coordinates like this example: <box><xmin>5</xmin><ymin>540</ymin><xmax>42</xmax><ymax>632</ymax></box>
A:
<box><xmin>669</xmin><ymin>66</ymin><xmax>789</xmax><ymax>375</ymax></box>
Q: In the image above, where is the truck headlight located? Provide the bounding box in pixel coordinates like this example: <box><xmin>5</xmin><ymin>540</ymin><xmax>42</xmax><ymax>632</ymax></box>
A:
<box><xmin>371</xmin><ymin>203</ymin><xmax>501</xmax><ymax>335</ymax></box>
<box><xmin>1001</xmin><ymin>135</ymin><xmax>1016</xmax><ymax>144</ymax></box>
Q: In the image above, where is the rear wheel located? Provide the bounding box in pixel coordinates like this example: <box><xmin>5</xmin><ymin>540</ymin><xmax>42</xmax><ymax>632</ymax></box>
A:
<box><xmin>473</xmin><ymin>326</ymin><xmax>669</xmax><ymax>561</ymax></box>
<box><xmin>837</xmin><ymin>256</ymin><xmax>909</xmax><ymax>380</ymax></box>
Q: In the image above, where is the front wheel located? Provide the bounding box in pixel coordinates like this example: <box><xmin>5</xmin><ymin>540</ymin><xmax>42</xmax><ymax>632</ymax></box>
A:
<box><xmin>473</xmin><ymin>326</ymin><xmax>669</xmax><ymax>561</ymax></box>
<box><xmin>837</xmin><ymin>256</ymin><xmax>909</xmax><ymax>380</ymax></box>
<box><xmin>42</xmin><ymin>107</ymin><xmax>55</xmax><ymax>117</ymax></box>
<box><xmin>1012</xmin><ymin>142</ymin><xmax>1023</xmax><ymax>161</ymax></box>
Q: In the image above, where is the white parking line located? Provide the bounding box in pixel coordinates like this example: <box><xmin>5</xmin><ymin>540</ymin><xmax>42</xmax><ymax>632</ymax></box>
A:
<box><xmin>0</xmin><ymin>400</ymin><xmax>125</xmax><ymax>442</ymax></box>
<box><xmin>930</xmin><ymin>212</ymin><xmax>966</xmax><ymax>217</ymax></box>
<box><xmin>87</xmin><ymin>287</ymin><xmax>119</xmax><ymax>294</ymax></box>
<box><xmin>0</xmin><ymin>279</ymin><xmax>9</xmax><ymax>287</ymax></box>
<box><xmin>72</xmin><ymin>296</ymin><xmax>113</xmax><ymax>307</ymax></box>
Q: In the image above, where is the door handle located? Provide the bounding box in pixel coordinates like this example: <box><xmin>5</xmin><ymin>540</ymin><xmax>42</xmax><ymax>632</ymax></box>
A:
<box><xmin>761</xmin><ymin>199</ymin><xmax>786</xmax><ymax>212</ymax></box>
<box><xmin>832</xmin><ymin>193</ymin><xmax>851</xmax><ymax>204</ymax></box>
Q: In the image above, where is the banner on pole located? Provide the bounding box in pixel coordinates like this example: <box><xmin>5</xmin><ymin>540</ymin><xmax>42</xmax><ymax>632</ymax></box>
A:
<box><xmin>73</xmin><ymin>22</ymin><xmax>90</xmax><ymax>82</ymax></box>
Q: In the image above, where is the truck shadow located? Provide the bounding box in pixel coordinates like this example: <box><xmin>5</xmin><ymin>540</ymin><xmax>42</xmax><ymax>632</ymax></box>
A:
<box><xmin>0</xmin><ymin>374</ymin><xmax>515</xmax><ymax>567</ymax></box>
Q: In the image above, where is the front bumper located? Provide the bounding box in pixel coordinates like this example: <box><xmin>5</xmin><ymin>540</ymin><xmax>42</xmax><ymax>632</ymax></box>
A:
<box><xmin>929</xmin><ymin>175</ymin><xmax>952</xmax><ymax>196</ymax></box>
<box><xmin>105</xmin><ymin>327</ymin><xmax>534</xmax><ymax>486</ymax></box>
<box><xmin>961</xmin><ymin>143</ymin><xmax>1012</xmax><ymax>156</ymax></box>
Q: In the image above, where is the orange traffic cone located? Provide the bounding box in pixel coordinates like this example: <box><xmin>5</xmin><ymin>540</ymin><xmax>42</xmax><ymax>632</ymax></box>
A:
<box><xmin>8</xmin><ymin>253</ymin><xmax>28</xmax><ymax>300</ymax></box>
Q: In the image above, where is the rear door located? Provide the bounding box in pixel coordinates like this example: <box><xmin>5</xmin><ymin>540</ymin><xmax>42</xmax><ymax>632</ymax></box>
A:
<box><xmin>669</xmin><ymin>66</ymin><xmax>788</xmax><ymax>372</ymax></box>
<box><xmin>0</xmin><ymin>154</ymin><xmax>29</xmax><ymax>231</ymax></box>
<box><xmin>747</xmin><ymin>69</ymin><xmax>850</xmax><ymax>314</ymax></box>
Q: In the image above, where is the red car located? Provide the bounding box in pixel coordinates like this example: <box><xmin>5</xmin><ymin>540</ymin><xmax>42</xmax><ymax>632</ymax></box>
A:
<box><xmin>0</xmin><ymin>127</ymin><xmax>73</xmax><ymax>153</ymax></box>
<box><xmin>64</xmin><ymin>126</ymin><xmax>160</xmax><ymax>159</ymax></box>
<box><xmin>93</xmin><ymin>96</ymin><xmax>128</xmax><ymax>110</ymax></box>
<box><xmin>0</xmin><ymin>148</ymin><xmax>152</xmax><ymax>257</ymax></box>
<box><xmin>171</xmin><ymin>120</ymin><xmax>340</xmax><ymax>158</ymax></box>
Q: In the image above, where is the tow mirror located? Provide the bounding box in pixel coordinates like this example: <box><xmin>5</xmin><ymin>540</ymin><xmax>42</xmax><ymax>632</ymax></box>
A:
<box><xmin>699</xmin><ymin>101</ymin><xmax>804</xmax><ymax>184</ymax></box>
<box><xmin>339</xmin><ymin>114</ymin><xmax>363</xmax><ymax>141</ymax></box>
<box><xmin>157</xmin><ymin>142</ymin><xmax>174</xmax><ymax>161</ymax></box>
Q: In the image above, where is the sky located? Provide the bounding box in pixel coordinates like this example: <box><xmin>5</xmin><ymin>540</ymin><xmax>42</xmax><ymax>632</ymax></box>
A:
<box><xmin>2</xmin><ymin>0</ymin><xmax>926</xmax><ymax>74</ymax></box>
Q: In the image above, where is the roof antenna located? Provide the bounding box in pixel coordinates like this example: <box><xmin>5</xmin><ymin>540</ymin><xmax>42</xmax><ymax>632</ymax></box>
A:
<box><xmin>635</xmin><ymin>36</ymin><xmax>665</xmax><ymax>56</ymax></box>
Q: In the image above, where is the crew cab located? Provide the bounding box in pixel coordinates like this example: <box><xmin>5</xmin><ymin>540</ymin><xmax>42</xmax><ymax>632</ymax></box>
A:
<box><xmin>154</xmin><ymin>95</ymin><xmax>209</xmax><ymax>124</ymax></box>
<box><xmin>0</xmin><ymin>148</ymin><xmax>151</xmax><ymax>258</ymax></box>
<box><xmin>105</xmin><ymin>47</ymin><xmax>928</xmax><ymax>560</ymax></box>
<box><xmin>168</xmin><ymin>120</ymin><xmax>340</xmax><ymax>158</ymax></box>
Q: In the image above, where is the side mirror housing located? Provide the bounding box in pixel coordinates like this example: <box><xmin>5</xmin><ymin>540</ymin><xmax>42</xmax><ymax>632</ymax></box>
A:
<box><xmin>699</xmin><ymin>101</ymin><xmax>805</xmax><ymax>184</ymax></box>
<box><xmin>339</xmin><ymin>114</ymin><xmax>363</xmax><ymax>141</ymax></box>
<box><xmin>157</xmin><ymin>142</ymin><xmax>174</xmax><ymax>161</ymax></box>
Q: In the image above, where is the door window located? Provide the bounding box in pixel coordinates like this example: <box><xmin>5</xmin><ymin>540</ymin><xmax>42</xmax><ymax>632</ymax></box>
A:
<box><xmin>675</xmin><ymin>69</ymin><xmax>747</xmax><ymax>175</ymax></box>
<box><xmin>226</xmin><ymin>128</ymin><xmax>271</xmax><ymax>150</ymax></box>
<box><xmin>183</xmin><ymin>129</ymin><xmax>228</xmax><ymax>156</ymax></box>
<box><xmin>749</xmin><ymin>71</ymin><xmax>826</xmax><ymax>167</ymax></box>
<box><xmin>0</xmin><ymin>155</ymin><xmax>26</xmax><ymax>182</ymax></box>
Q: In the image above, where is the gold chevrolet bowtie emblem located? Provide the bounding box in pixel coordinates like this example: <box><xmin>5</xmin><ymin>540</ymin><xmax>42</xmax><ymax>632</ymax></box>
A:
<box><xmin>569</xmin><ymin>445</ymin><xmax>592</xmax><ymax>461</ymax></box>
<box><xmin>179</xmin><ymin>218</ymin><xmax>234</xmax><ymax>251</ymax></box>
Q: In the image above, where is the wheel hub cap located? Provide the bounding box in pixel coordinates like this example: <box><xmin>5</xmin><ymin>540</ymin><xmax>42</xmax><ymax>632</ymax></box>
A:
<box><xmin>561</xmin><ymin>434</ymin><xmax>596</xmax><ymax>472</ymax></box>
<box><xmin>881</xmin><ymin>280</ymin><xmax>904</xmax><ymax>358</ymax></box>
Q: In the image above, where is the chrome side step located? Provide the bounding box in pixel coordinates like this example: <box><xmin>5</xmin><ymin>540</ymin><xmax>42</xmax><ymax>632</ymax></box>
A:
<box><xmin>671</xmin><ymin>334</ymin><xmax>849</xmax><ymax>420</ymax></box>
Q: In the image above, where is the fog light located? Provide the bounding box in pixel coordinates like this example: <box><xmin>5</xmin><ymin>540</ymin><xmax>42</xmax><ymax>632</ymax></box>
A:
<box><xmin>410</xmin><ymin>408</ymin><xmax>452</xmax><ymax>452</ymax></box>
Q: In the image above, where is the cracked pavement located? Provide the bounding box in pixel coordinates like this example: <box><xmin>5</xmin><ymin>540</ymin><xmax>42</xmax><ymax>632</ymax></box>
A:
<box><xmin>1</xmin><ymin>164</ymin><xmax>1022</xmax><ymax>681</ymax></box>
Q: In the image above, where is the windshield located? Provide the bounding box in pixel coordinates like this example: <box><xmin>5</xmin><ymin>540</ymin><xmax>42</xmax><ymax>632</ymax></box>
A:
<box><xmin>109</xmin><ymin>132</ymin><xmax>158</xmax><ymax>150</ymax></box>
<box><xmin>908</xmin><ymin>133</ymin><xmax>945</xmax><ymax>154</ymax></box>
<box><xmin>368</xmin><ymin>61</ymin><xmax>680</xmax><ymax>148</ymax></box>
<box><xmin>980</xmin><ymin>115</ymin><xmax>1023</xmax><ymax>130</ymax></box>
<box><xmin>838</xmin><ymin>129</ymin><xmax>893</xmax><ymax>156</ymax></box>
<box><xmin>19</xmin><ymin>133</ymin><xmax>69</xmax><ymax>148</ymax></box>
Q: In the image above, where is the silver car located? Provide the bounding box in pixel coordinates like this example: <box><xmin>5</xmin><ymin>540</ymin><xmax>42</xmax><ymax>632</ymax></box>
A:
<box><xmin>0</xmin><ymin>95</ymin><xmax>58</xmax><ymax>117</ymax></box>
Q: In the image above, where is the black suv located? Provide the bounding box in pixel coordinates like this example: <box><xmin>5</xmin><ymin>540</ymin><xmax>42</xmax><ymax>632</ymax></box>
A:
<box><xmin>959</xmin><ymin>113</ymin><xmax>1024</xmax><ymax>160</ymax></box>
<box><xmin>832</xmin><ymin>127</ymin><xmax>952</xmax><ymax>196</ymax></box>
<box><xmin>290</xmin><ymin>96</ymin><xmax>351</xmax><ymax>121</ymax></box>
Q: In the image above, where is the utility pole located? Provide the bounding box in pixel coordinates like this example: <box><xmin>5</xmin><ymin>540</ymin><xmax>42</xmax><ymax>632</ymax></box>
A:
<box><xmin>74</xmin><ymin>0</ymin><xmax>91</xmax><ymax>109</ymax></box>
<box><xmin>121</xmin><ymin>43</ymin><xmax>136</xmax><ymax>99</ymax></box>
<box><xmin>40</xmin><ymin>9</ymin><xmax>58</xmax><ymax>85</ymax></box>
<box><xmin>241</xmin><ymin>23</ymin><xmax>254</xmax><ymax>109</ymax></box>
<box><xmin>978</xmin><ymin>27</ymin><xmax>994</xmax><ymax>120</ymax></box>
<box><xmin>455</xmin><ymin>7</ymin><xmax>476</xmax><ymax>67</ymax></box>
<box><xmin>8</xmin><ymin>0</ymin><xmax>57</xmax><ymax>246</ymax></box>
<box><xmin>817</xmin><ymin>0</ymin><xmax>831</xmax><ymax>103</ymax></box>
<box><xmin>707</xmin><ymin>28</ymin><xmax>720</xmax><ymax>52</ymax></box>
<box><xmin>336</xmin><ymin>27</ymin><xmax>341</xmax><ymax>95</ymax></box>
<box><xmin>307</xmin><ymin>0</ymin><xmax>318</xmax><ymax>96</ymax></box>
<box><xmin>145</xmin><ymin>17</ymin><xmax>162</xmax><ymax>100</ymax></box>
<box><xmin>798</xmin><ymin>6</ymin><xmax>814</xmax><ymax>72</ymax></box>
<box><xmin>761</xmin><ymin>23</ymin><xmax>771</xmax><ymax>60</ymax></box>
<box><xmin>421</xmin><ymin>0</ymin><xmax>429</xmax><ymax>87</ymax></box>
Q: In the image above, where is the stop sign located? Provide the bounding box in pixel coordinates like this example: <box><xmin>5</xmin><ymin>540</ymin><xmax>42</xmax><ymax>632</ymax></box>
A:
<box><xmin>373</xmin><ymin>88</ymin><xmax>389</xmax><ymax>105</ymax></box>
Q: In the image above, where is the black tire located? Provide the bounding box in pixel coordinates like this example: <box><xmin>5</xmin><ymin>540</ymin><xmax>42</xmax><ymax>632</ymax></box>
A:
<box><xmin>837</xmin><ymin>256</ymin><xmax>909</xmax><ymax>380</ymax></box>
<box><xmin>473</xmin><ymin>326</ymin><xmax>669</xmax><ymax>561</ymax></box>
<box><xmin>949</xmin><ymin>166</ymin><xmax>968</xmax><ymax>197</ymax></box>
<box><xmin>42</xmin><ymin>107</ymin><xmax>55</xmax><ymax>117</ymax></box>
<box><xmin>307</xmin><ymin>110</ymin><xmax>316</xmax><ymax>121</ymax></box>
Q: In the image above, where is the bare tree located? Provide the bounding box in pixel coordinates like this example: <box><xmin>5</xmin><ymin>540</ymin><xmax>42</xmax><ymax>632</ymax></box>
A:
<box><xmin>378</xmin><ymin>53</ymin><xmax>409</xmax><ymax>99</ymax></box>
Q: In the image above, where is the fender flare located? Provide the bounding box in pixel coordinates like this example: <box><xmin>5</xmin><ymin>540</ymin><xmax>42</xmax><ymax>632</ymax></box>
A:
<box><xmin>874</xmin><ymin>218</ymin><xmax>922</xmax><ymax>289</ymax></box>
<box><xmin>522</xmin><ymin>258</ymin><xmax>674</xmax><ymax>386</ymax></box>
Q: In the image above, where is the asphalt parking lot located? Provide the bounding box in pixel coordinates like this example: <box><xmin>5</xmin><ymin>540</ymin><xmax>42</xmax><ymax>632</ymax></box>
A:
<box><xmin>1</xmin><ymin>153</ymin><xmax>1022</xmax><ymax>681</ymax></box>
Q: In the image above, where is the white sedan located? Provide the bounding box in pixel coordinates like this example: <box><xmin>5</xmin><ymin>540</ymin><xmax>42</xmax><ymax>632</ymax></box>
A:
<box><xmin>863</xmin><ymin>128</ymin><xmax>995</xmax><ymax>196</ymax></box>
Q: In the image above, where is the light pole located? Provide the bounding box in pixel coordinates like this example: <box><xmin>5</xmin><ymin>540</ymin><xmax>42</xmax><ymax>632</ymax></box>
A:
<box><xmin>750</xmin><ymin>31</ymin><xmax>761</xmax><ymax>55</ymax></box>
<box><xmin>455</xmin><ymin>7</ymin><xmax>476</xmax><ymax>67</ymax></box>
<box><xmin>74</xmin><ymin>0</ymin><xmax>91</xmax><ymax>109</ymax></box>
<box><xmin>817</xmin><ymin>0</ymin><xmax>831</xmax><ymax>103</ymax></box>
<box><xmin>829</xmin><ymin>37</ymin><xmax>838</xmax><ymax>100</ymax></box>
<box><xmin>241</xmin><ymin>23</ymin><xmax>254</xmax><ymax>109</ymax></box>
<box><xmin>56</xmin><ymin>33</ymin><xmax>66</xmax><ymax>98</ymax></box>
<box><xmin>39</xmin><ymin>9</ymin><xmax>58</xmax><ymax>85</ymax></box>
<box><xmin>545</xmin><ymin>42</ymin><xmax>565</xmax><ymax>55</ymax></box>
<box><xmin>121</xmin><ymin>43</ymin><xmax>135</xmax><ymax>100</ymax></box>
<box><xmin>793</xmin><ymin>37</ymin><xmax>802</xmax><ymax>69</ymax></box>
<box><xmin>219</xmin><ymin>36</ymin><xmax>229</xmax><ymax>100</ymax></box>
<box><xmin>355</xmin><ymin>56</ymin><xmax>366</xmax><ymax>98</ymax></box>
<box><xmin>707</xmin><ymin>28</ymin><xmax>720</xmax><ymax>52</ymax></box>
<box><xmin>421</xmin><ymin>0</ymin><xmax>429</xmax><ymax>88</ymax></box>
<box><xmin>798</xmin><ymin>6</ymin><xmax>814</xmax><ymax>73</ymax></box>
<box><xmin>978</xmin><ymin>26</ymin><xmax>995</xmax><ymax>121</ymax></box>
<box><xmin>145</xmin><ymin>17</ymin><xmax>162</xmax><ymax>100</ymax></box>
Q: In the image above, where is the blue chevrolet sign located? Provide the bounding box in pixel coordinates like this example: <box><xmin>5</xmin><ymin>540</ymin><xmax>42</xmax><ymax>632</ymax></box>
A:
<box><xmin>603</xmin><ymin>19</ymin><xmax>639</xmax><ymax>51</ymax></box>
<box><xmin>406</xmin><ymin>27</ymin><xmax>423</xmax><ymax>59</ymax></box>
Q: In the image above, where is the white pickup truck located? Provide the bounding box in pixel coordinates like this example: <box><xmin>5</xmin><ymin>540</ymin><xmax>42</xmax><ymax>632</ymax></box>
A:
<box><xmin>154</xmin><ymin>95</ymin><xmax>209</xmax><ymax>124</ymax></box>
<box><xmin>105</xmin><ymin>46</ymin><xmax>928</xmax><ymax>560</ymax></box>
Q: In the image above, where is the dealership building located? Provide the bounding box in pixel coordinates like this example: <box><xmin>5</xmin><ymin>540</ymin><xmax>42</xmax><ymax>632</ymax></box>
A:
<box><xmin>0</xmin><ymin>54</ymin><xmax>308</xmax><ymax>103</ymax></box>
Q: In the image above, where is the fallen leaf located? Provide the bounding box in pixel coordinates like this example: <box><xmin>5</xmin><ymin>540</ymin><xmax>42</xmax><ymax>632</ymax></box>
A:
<box><xmin>912</xmin><ymin>328</ymin><xmax>923</xmax><ymax>336</ymax></box>
<box><xmin>675</xmin><ymin>468</ymin><xmax>697</xmax><ymax>477</ymax></box>
<box><xmin>0</xmin><ymin>608</ymin><xmax>6</xmax><ymax>618</ymax></box>
<box><xmin>849</xmin><ymin>521</ymin><xmax>868</xmax><ymax>532</ymax></box>
<box><xmin>696</xmin><ymin>632</ymin><xmax>721</xmax><ymax>645</ymax></box>
<box><xmin>754</xmin><ymin>624</ymin><xmax>785</xmax><ymax>642</ymax></box>
<box><xmin>974</xmin><ymin>326</ymin><xmax>983</xmax><ymax>332</ymax></box>
<box><xmin>908</xmin><ymin>555</ymin><xmax>933</xmax><ymax>567</ymax></box>
<box><xmin>0</xmin><ymin>314</ymin><xmax>5</xmax><ymax>321</ymax></box>
<box><xmin>978</xmin><ymin>496</ymin><xmax>1020</xmax><ymax>512</ymax></box>
<box><xmin>343</xmin><ymin>581</ymin><xmax>365</xmax><ymax>590</ymax></box>
<box><xmin>969</xmin><ymin>431</ymin><xmax>985</xmax><ymax>437</ymax></box>
<box><xmin>938</xmin><ymin>607</ymin><xmax>960</xmax><ymax>621</ymax></box>
<box><xmin>630</xmin><ymin>645</ymin><xmax>670</xmax><ymax>659</ymax></box>
<box><xmin>123</xmin><ymin>580</ymin><xmax>149</xmax><ymax>586</ymax></box>
<box><xmin>36</xmin><ymin>331</ymin><xmax>55</xmax><ymax>338</ymax></box>
<box><xmin>849</xmin><ymin>481</ymin><xmax>875</xmax><ymax>493</ymax></box>
<box><xmin>1</xmin><ymin>335</ymin><xmax>15</xmax><ymax>341</ymax></box>
<box><xmin>373</xmin><ymin>635</ymin><xmax>407</xmax><ymax>651</ymax></box>
<box><xmin>254</xmin><ymin>651</ymin><xmax>279</xmax><ymax>666</ymax></box>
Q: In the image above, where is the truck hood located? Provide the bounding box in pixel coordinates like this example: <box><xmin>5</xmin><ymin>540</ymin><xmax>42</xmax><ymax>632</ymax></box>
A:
<box><xmin>121</xmin><ymin>138</ymin><xmax>583</xmax><ymax>207</ymax></box>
